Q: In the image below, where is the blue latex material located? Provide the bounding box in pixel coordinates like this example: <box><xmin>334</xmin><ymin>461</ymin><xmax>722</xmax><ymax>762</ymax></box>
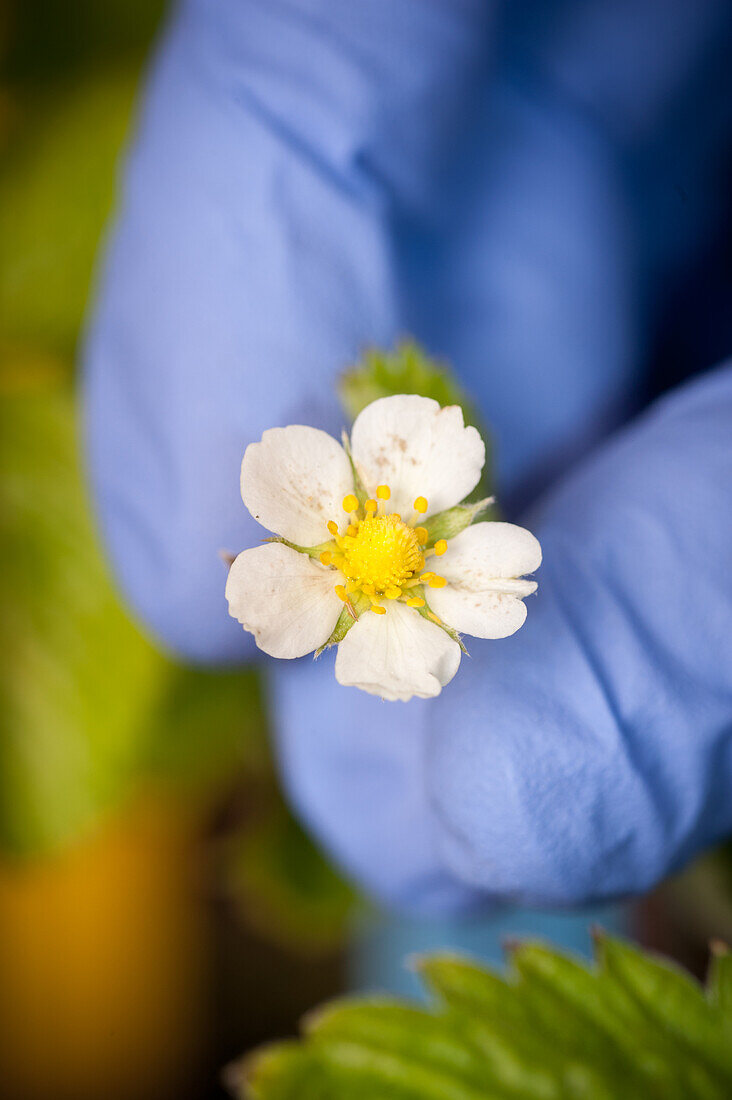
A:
<box><xmin>84</xmin><ymin>0</ymin><xmax>732</xmax><ymax>916</ymax></box>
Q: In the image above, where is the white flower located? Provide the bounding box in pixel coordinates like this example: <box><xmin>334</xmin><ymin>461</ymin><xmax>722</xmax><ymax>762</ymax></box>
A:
<box><xmin>226</xmin><ymin>395</ymin><xmax>541</xmax><ymax>702</ymax></box>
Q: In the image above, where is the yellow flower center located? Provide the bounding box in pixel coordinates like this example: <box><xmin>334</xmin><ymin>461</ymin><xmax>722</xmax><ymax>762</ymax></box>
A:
<box><xmin>342</xmin><ymin>514</ymin><xmax>424</xmax><ymax>595</ymax></box>
<box><xmin>321</xmin><ymin>484</ymin><xmax>449</xmax><ymax>617</ymax></box>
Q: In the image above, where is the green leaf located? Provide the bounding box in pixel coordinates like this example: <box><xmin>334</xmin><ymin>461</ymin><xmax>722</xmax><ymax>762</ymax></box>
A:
<box><xmin>241</xmin><ymin>937</ymin><xmax>732</xmax><ymax>1100</ymax></box>
<box><xmin>237</xmin><ymin>1044</ymin><xmax>335</xmax><ymax>1100</ymax></box>
<box><xmin>305</xmin><ymin>999</ymin><xmax>508</xmax><ymax>1100</ymax></box>
<box><xmin>338</xmin><ymin>341</ymin><xmax>492</xmax><ymax>499</ymax></box>
<box><xmin>594</xmin><ymin>932</ymin><xmax>732</xmax><ymax>1093</ymax></box>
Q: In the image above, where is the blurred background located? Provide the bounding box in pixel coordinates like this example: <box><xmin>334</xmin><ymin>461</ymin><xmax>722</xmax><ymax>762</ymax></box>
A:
<box><xmin>2</xmin><ymin>3</ymin><xmax>732</xmax><ymax>1099</ymax></box>
<box><xmin>0</xmin><ymin>5</ymin><xmax>355</xmax><ymax>1097</ymax></box>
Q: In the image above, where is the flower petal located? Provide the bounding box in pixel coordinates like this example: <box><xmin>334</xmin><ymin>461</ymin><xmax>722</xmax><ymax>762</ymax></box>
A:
<box><xmin>428</xmin><ymin>521</ymin><xmax>541</xmax><ymax>639</ymax></box>
<box><xmin>335</xmin><ymin>600</ymin><xmax>461</xmax><ymax>701</ymax></box>
<box><xmin>437</xmin><ymin>522</ymin><xmax>542</xmax><ymax>582</ymax></box>
<box><xmin>428</xmin><ymin>586</ymin><xmax>531</xmax><ymax>639</ymax></box>
<box><xmin>350</xmin><ymin>395</ymin><xmax>484</xmax><ymax>519</ymax></box>
<box><xmin>226</xmin><ymin>542</ymin><xmax>341</xmax><ymax>658</ymax></box>
<box><xmin>242</xmin><ymin>425</ymin><xmax>354</xmax><ymax>545</ymax></box>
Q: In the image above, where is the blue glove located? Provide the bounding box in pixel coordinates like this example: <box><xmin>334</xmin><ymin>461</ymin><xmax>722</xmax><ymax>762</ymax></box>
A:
<box><xmin>84</xmin><ymin>0</ymin><xmax>732</xmax><ymax>911</ymax></box>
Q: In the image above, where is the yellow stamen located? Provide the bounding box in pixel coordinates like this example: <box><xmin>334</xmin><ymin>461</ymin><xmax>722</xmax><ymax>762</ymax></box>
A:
<box><xmin>321</xmin><ymin>484</ymin><xmax>447</xmax><ymax>623</ymax></box>
<box><xmin>341</xmin><ymin>514</ymin><xmax>424</xmax><ymax>596</ymax></box>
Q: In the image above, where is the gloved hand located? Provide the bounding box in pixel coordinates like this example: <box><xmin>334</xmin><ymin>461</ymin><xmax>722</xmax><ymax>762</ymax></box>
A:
<box><xmin>85</xmin><ymin>0</ymin><xmax>732</xmax><ymax>912</ymax></box>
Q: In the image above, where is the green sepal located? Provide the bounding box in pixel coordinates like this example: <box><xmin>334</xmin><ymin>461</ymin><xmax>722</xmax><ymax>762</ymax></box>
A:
<box><xmin>315</xmin><ymin>592</ymin><xmax>370</xmax><ymax>656</ymax></box>
<box><xmin>423</xmin><ymin>497</ymin><xmax>495</xmax><ymax>546</ymax></box>
<box><xmin>340</xmin><ymin>430</ymin><xmax>369</xmax><ymax>507</ymax></box>
<box><xmin>409</xmin><ymin>587</ymin><xmax>468</xmax><ymax>654</ymax></box>
<box><xmin>339</xmin><ymin>340</ymin><xmax>480</xmax><ymax>428</ymax></box>
<box><xmin>263</xmin><ymin>536</ymin><xmax>334</xmax><ymax>559</ymax></box>
<box><xmin>337</xmin><ymin>340</ymin><xmax>493</xmax><ymax>499</ymax></box>
<box><xmin>438</xmin><ymin>618</ymin><xmax>468</xmax><ymax>656</ymax></box>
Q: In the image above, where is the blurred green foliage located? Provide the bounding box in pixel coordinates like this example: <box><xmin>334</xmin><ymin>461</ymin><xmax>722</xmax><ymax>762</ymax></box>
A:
<box><xmin>0</xmin><ymin>0</ymin><xmax>271</xmax><ymax>859</ymax></box>
<box><xmin>240</xmin><ymin>934</ymin><xmax>732</xmax><ymax>1100</ymax></box>
<box><xmin>0</xmin><ymin>373</ymin><xmax>269</xmax><ymax>855</ymax></box>
<box><xmin>226</xmin><ymin>809</ymin><xmax>356</xmax><ymax>956</ymax></box>
<box><xmin>0</xmin><ymin>0</ymin><xmax>353</xmax><ymax>953</ymax></box>
<box><xmin>339</xmin><ymin>342</ymin><xmax>479</xmax><ymax>426</ymax></box>
<box><xmin>4</xmin><ymin>0</ymin><xmax>166</xmax><ymax>85</ymax></box>
<box><xmin>0</xmin><ymin>68</ymin><xmax>140</xmax><ymax>361</ymax></box>
<box><xmin>0</xmin><ymin>0</ymin><xmax>167</xmax><ymax>364</ymax></box>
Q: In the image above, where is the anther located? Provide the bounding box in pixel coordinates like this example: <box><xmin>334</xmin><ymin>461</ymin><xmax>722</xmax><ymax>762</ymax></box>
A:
<box><xmin>384</xmin><ymin>587</ymin><xmax>401</xmax><ymax>599</ymax></box>
<box><xmin>371</xmin><ymin>604</ymin><xmax>386</xmax><ymax>615</ymax></box>
<box><xmin>376</xmin><ymin>485</ymin><xmax>391</xmax><ymax>500</ymax></box>
<box><xmin>427</xmin><ymin>574</ymin><xmax>447</xmax><ymax>589</ymax></box>
<box><xmin>319</xmin><ymin>551</ymin><xmax>332</xmax><ymax>566</ymax></box>
<box><xmin>365</xmin><ymin>499</ymin><xmax>377</xmax><ymax>514</ymax></box>
<box><xmin>414</xmin><ymin>526</ymin><xmax>428</xmax><ymax>545</ymax></box>
<box><xmin>346</xmin><ymin>525</ymin><xmax>357</xmax><ymax>537</ymax></box>
<box><xmin>413</xmin><ymin>496</ymin><xmax>428</xmax><ymax>514</ymax></box>
<box><xmin>327</xmin><ymin>520</ymin><xmax>339</xmax><ymax>536</ymax></box>
<box><xmin>406</xmin><ymin>596</ymin><xmax>425</xmax><ymax>608</ymax></box>
<box><xmin>434</xmin><ymin>539</ymin><xmax>447</xmax><ymax>556</ymax></box>
<box><xmin>342</xmin><ymin>494</ymin><xmax>358</xmax><ymax>513</ymax></box>
<box><xmin>335</xmin><ymin>584</ymin><xmax>348</xmax><ymax>602</ymax></box>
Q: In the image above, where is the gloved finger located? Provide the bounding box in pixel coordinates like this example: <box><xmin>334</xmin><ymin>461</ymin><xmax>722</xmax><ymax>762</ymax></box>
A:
<box><xmin>271</xmin><ymin>656</ymin><xmax>487</xmax><ymax>915</ymax></box>
<box><xmin>83</xmin><ymin>0</ymin><xmax>491</xmax><ymax>662</ymax></box>
<box><xmin>427</xmin><ymin>363</ymin><xmax>732</xmax><ymax>906</ymax></box>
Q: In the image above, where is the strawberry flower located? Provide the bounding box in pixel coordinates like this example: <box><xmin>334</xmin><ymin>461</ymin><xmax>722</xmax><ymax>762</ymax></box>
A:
<box><xmin>226</xmin><ymin>395</ymin><xmax>541</xmax><ymax>701</ymax></box>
